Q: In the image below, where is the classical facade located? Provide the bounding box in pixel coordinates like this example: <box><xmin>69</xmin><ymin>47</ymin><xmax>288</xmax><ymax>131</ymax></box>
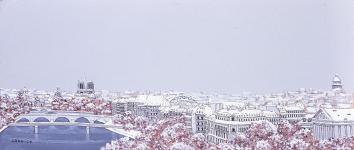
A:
<box><xmin>278</xmin><ymin>106</ymin><xmax>306</xmax><ymax>123</ymax></box>
<box><xmin>112</xmin><ymin>100</ymin><xmax>128</xmax><ymax>115</ymax></box>
<box><xmin>191</xmin><ymin>106</ymin><xmax>212</xmax><ymax>134</ymax></box>
<box><xmin>313</xmin><ymin>108</ymin><xmax>354</xmax><ymax>140</ymax></box>
<box><xmin>299</xmin><ymin>114</ymin><xmax>315</xmax><ymax>130</ymax></box>
<box><xmin>136</xmin><ymin>105</ymin><xmax>161</xmax><ymax>121</ymax></box>
<box><xmin>162</xmin><ymin>106</ymin><xmax>185</xmax><ymax>119</ymax></box>
<box><xmin>207</xmin><ymin>109</ymin><xmax>280</xmax><ymax>144</ymax></box>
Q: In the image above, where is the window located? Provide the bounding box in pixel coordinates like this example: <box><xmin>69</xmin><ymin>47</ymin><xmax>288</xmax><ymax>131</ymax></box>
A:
<box><xmin>231</xmin><ymin>117</ymin><xmax>235</xmax><ymax>121</ymax></box>
<box><xmin>232</xmin><ymin>128</ymin><xmax>235</xmax><ymax>132</ymax></box>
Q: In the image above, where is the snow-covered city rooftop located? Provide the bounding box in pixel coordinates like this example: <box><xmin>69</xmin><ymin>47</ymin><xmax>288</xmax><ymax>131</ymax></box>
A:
<box><xmin>1</xmin><ymin>0</ymin><xmax>354</xmax><ymax>149</ymax></box>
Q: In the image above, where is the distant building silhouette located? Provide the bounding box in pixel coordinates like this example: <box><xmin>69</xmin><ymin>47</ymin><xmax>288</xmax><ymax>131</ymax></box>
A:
<box><xmin>54</xmin><ymin>87</ymin><xmax>62</xmax><ymax>98</ymax></box>
<box><xmin>86</xmin><ymin>81</ymin><xmax>95</xmax><ymax>94</ymax></box>
<box><xmin>77</xmin><ymin>80</ymin><xmax>95</xmax><ymax>94</ymax></box>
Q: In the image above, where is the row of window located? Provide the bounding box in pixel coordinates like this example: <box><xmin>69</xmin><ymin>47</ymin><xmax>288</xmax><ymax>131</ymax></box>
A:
<box><xmin>215</xmin><ymin>131</ymin><xmax>227</xmax><ymax>138</ymax></box>
<box><xmin>216</xmin><ymin>115</ymin><xmax>282</xmax><ymax>122</ymax></box>
<box><xmin>229</xmin><ymin>127</ymin><xmax>248</xmax><ymax>132</ymax></box>
<box><xmin>197</xmin><ymin>127</ymin><xmax>204</xmax><ymax>131</ymax></box>
<box><xmin>215</xmin><ymin>125</ymin><xmax>228</xmax><ymax>131</ymax></box>
<box><xmin>284</xmin><ymin>114</ymin><xmax>304</xmax><ymax>118</ymax></box>
<box><xmin>149</xmin><ymin>112</ymin><xmax>158</xmax><ymax>116</ymax></box>
<box><xmin>197</xmin><ymin>122</ymin><xmax>204</xmax><ymax>126</ymax></box>
<box><xmin>208</xmin><ymin>136</ymin><xmax>226</xmax><ymax>144</ymax></box>
<box><xmin>197</xmin><ymin>116</ymin><xmax>204</xmax><ymax>120</ymax></box>
<box><xmin>287</xmin><ymin>110</ymin><xmax>303</xmax><ymax>113</ymax></box>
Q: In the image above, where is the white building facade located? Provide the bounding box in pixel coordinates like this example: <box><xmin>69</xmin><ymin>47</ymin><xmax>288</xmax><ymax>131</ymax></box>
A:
<box><xmin>278</xmin><ymin>106</ymin><xmax>306</xmax><ymax>123</ymax></box>
<box><xmin>207</xmin><ymin>109</ymin><xmax>280</xmax><ymax>144</ymax></box>
<box><xmin>313</xmin><ymin>108</ymin><xmax>354</xmax><ymax>140</ymax></box>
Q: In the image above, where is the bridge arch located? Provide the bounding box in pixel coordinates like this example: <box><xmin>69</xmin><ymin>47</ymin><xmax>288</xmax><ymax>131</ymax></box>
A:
<box><xmin>93</xmin><ymin>120</ymin><xmax>104</xmax><ymax>124</ymax></box>
<box><xmin>33</xmin><ymin>117</ymin><xmax>50</xmax><ymax>122</ymax></box>
<box><xmin>54</xmin><ymin>117</ymin><xmax>70</xmax><ymax>122</ymax></box>
<box><xmin>17</xmin><ymin>118</ymin><xmax>30</xmax><ymax>123</ymax></box>
<box><xmin>75</xmin><ymin>117</ymin><xmax>90</xmax><ymax>123</ymax></box>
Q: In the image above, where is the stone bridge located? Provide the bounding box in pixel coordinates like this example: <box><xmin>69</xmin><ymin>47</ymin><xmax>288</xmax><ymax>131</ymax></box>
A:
<box><xmin>8</xmin><ymin>111</ymin><xmax>132</xmax><ymax>139</ymax></box>
<box><xmin>14</xmin><ymin>111</ymin><xmax>112</xmax><ymax>124</ymax></box>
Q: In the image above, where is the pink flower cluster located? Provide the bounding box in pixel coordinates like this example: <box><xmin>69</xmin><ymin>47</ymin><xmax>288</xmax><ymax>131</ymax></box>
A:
<box><xmin>106</xmin><ymin>116</ymin><xmax>221</xmax><ymax>150</ymax></box>
<box><xmin>112</xmin><ymin>112</ymin><xmax>148</xmax><ymax>131</ymax></box>
<box><xmin>0</xmin><ymin>94</ymin><xmax>31</xmax><ymax>129</ymax></box>
<box><xmin>51</xmin><ymin>98</ymin><xmax>112</xmax><ymax>115</ymax></box>
<box><xmin>106</xmin><ymin>117</ymin><xmax>354</xmax><ymax>150</ymax></box>
<box><xmin>229</xmin><ymin>121</ymin><xmax>354</xmax><ymax>150</ymax></box>
<box><xmin>0</xmin><ymin>93</ymin><xmax>112</xmax><ymax>130</ymax></box>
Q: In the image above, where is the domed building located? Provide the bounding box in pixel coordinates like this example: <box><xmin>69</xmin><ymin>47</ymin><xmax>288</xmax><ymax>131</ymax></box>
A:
<box><xmin>332</xmin><ymin>74</ymin><xmax>343</xmax><ymax>91</ymax></box>
<box><xmin>328</xmin><ymin>74</ymin><xmax>352</xmax><ymax>108</ymax></box>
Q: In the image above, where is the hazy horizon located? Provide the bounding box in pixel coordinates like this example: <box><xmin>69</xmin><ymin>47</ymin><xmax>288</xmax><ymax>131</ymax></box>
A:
<box><xmin>0</xmin><ymin>0</ymin><xmax>353</xmax><ymax>93</ymax></box>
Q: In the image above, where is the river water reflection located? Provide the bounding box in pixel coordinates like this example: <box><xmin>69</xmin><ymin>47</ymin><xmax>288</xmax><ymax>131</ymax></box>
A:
<box><xmin>0</xmin><ymin>126</ymin><xmax>123</xmax><ymax>150</ymax></box>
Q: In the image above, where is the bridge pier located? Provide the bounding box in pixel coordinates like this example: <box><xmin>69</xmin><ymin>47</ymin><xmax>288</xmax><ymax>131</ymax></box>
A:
<box><xmin>34</xmin><ymin>126</ymin><xmax>39</xmax><ymax>140</ymax></box>
<box><xmin>34</xmin><ymin>126</ymin><xmax>38</xmax><ymax>134</ymax></box>
<box><xmin>86</xmin><ymin>126</ymin><xmax>90</xmax><ymax>141</ymax></box>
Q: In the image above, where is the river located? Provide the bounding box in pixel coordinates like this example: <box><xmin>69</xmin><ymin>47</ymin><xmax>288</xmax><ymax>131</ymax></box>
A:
<box><xmin>0</xmin><ymin>126</ymin><xmax>124</xmax><ymax>150</ymax></box>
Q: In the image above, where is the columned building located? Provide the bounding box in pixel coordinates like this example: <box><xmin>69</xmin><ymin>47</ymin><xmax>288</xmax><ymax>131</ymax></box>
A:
<box><xmin>313</xmin><ymin>108</ymin><xmax>354</xmax><ymax>140</ymax></box>
<box><xmin>278</xmin><ymin>106</ymin><xmax>306</xmax><ymax>123</ymax></box>
<box><xmin>207</xmin><ymin>109</ymin><xmax>280</xmax><ymax>144</ymax></box>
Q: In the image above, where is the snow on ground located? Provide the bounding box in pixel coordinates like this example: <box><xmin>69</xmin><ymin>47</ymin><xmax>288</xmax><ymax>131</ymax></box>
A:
<box><xmin>106</xmin><ymin>127</ymin><xmax>141</xmax><ymax>139</ymax></box>
<box><xmin>0</xmin><ymin>126</ymin><xmax>8</xmax><ymax>133</ymax></box>
<box><xmin>105</xmin><ymin>120</ymin><xmax>141</xmax><ymax>139</ymax></box>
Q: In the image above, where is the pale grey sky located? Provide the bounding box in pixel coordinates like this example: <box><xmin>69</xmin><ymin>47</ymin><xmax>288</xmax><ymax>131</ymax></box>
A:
<box><xmin>0</xmin><ymin>0</ymin><xmax>353</xmax><ymax>93</ymax></box>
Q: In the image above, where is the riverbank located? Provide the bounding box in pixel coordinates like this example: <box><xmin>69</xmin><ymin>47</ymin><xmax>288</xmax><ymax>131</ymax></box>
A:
<box><xmin>106</xmin><ymin>128</ymin><xmax>140</xmax><ymax>139</ymax></box>
<box><xmin>0</xmin><ymin>126</ymin><xmax>8</xmax><ymax>133</ymax></box>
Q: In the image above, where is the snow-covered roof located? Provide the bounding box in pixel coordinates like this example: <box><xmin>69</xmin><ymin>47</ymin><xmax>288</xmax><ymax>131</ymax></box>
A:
<box><xmin>320</xmin><ymin>103</ymin><xmax>333</xmax><ymax>109</ymax></box>
<box><xmin>336</xmin><ymin>103</ymin><xmax>352</xmax><ymax>109</ymax></box>
<box><xmin>281</xmin><ymin>106</ymin><xmax>303</xmax><ymax>111</ymax></box>
<box><xmin>304</xmin><ymin>113</ymin><xmax>315</xmax><ymax>118</ymax></box>
<box><xmin>216</xmin><ymin>109</ymin><xmax>278</xmax><ymax>118</ymax></box>
<box><xmin>214</xmin><ymin>118</ymin><xmax>254</xmax><ymax>125</ymax></box>
<box><xmin>322</xmin><ymin>108</ymin><xmax>354</xmax><ymax>121</ymax></box>
<box><xmin>113</xmin><ymin>98</ymin><xmax>133</xmax><ymax>103</ymax></box>
<box><xmin>217</xmin><ymin>109</ymin><xmax>239</xmax><ymax>115</ymax></box>
<box><xmin>262</xmin><ymin>110</ymin><xmax>278</xmax><ymax>117</ymax></box>
<box><xmin>333</xmin><ymin>74</ymin><xmax>342</xmax><ymax>82</ymax></box>
<box><xmin>192</xmin><ymin>106</ymin><xmax>213</xmax><ymax>116</ymax></box>
<box><xmin>161</xmin><ymin>105</ymin><xmax>186</xmax><ymax>113</ymax></box>
<box><xmin>240</xmin><ymin>109</ymin><xmax>262</xmax><ymax>115</ymax></box>
<box><xmin>135</xmin><ymin>95</ymin><xmax>168</xmax><ymax>106</ymax></box>
<box><xmin>221</xmin><ymin>102</ymin><xmax>246</xmax><ymax>107</ymax></box>
<box><xmin>305</xmin><ymin>107</ymin><xmax>318</xmax><ymax>114</ymax></box>
<box><xmin>286</xmin><ymin>106</ymin><xmax>301</xmax><ymax>111</ymax></box>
